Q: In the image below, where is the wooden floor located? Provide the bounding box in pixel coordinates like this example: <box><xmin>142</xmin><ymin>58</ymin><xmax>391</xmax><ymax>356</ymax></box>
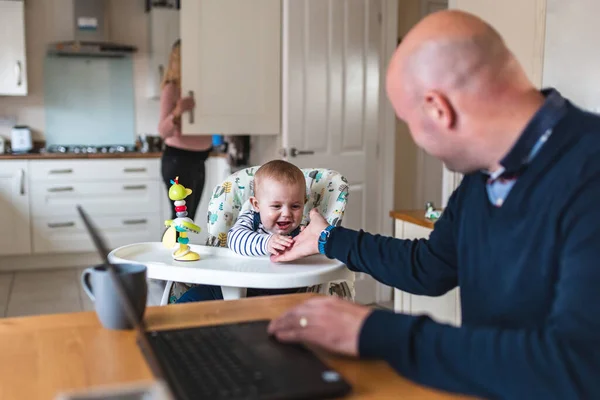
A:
<box><xmin>0</xmin><ymin>269</ymin><xmax>165</xmax><ymax>318</ymax></box>
<box><xmin>0</xmin><ymin>269</ymin><xmax>393</xmax><ymax>318</ymax></box>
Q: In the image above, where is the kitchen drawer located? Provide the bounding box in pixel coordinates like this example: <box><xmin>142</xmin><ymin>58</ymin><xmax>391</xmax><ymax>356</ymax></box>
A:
<box><xmin>33</xmin><ymin>213</ymin><xmax>162</xmax><ymax>254</ymax></box>
<box><xmin>30</xmin><ymin>159</ymin><xmax>160</xmax><ymax>182</ymax></box>
<box><xmin>31</xmin><ymin>180</ymin><xmax>162</xmax><ymax>216</ymax></box>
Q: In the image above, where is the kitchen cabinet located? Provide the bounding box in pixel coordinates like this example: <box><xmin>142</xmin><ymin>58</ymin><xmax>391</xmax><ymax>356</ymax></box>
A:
<box><xmin>0</xmin><ymin>0</ymin><xmax>28</xmax><ymax>96</ymax></box>
<box><xmin>0</xmin><ymin>161</ymin><xmax>31</xmax><ymax>255</ymax></box>
<box><xmin>29</xmin><ymin>159</ymin><xmax>163</xmax><ymax>254</ymax></box>
<box><xmin>180</xmin><ymin>0</ymin><xmax>281</xmax><ymax>135</ymax></box>
<box><xmin>392</xmin><ymin>212</ymin><xmax>461</xmax><ymax>326</ymax></box>
<box><xmin>147</xmin><ymin>7</ymin><xmax>180</xmax><ymax>99</ymax></box>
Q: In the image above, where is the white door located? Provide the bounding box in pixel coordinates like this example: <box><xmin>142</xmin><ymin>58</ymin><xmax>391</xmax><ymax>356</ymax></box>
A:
<box><xmin>0</xmin><ymin>0</ymin><xmax>27</xmax><ymax>96</ymax></box>
<box><xmin>0</xmin><ymin>161</ymin><xmax>31</xmax><ymax>255</ymax></box>
<box><xmin>281</xmin><ymin>0</ymin><xmax>383</xmax><ymax>304</ymax></box>
<box><xmin>180</xmin><ymin>0</ymin><xmax>281</xmax><ymax>135</ymax></box>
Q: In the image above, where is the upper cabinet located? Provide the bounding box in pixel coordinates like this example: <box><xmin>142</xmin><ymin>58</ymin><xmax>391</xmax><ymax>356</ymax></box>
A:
<box><xmin>0</xmin><ymin>0</ymin><xmax>28</xmax><ymax>96</ymax></box>
<box><xmin>147</xmin><ymin>7</ymin><xmax>180</xmax><ymax>99</ymax></box>
<box><xmin>180</xmin><ymin>0</ymin><xmax>281</xmax><ymax>135</ymax></box>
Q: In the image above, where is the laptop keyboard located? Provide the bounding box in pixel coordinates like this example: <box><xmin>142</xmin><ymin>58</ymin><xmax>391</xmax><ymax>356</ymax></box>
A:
<box><xmin>147</xmin><ymin>323</ymin><xmax>277</xmax><ymax>400</ymax></box>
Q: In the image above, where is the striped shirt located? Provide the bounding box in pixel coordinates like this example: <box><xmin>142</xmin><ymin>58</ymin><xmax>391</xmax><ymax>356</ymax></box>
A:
<box><xmin>227</xmin><ymin>209</ymin><xmax>301</xmax><ymax>256</ymax></box>
<box><xmin>227</xmin><ymin>210</ymin><xmax>274</xmax><ymax>256</ymax></box>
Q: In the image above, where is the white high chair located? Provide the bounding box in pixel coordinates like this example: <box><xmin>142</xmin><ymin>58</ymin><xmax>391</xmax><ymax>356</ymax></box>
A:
<box><xmin>163</xmin><ymin>166</ymin><xmax>355</xmax><ymax>304</ymax></box>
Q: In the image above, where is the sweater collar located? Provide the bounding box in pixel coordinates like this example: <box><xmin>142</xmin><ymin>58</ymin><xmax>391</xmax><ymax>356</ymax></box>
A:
<box><xmin>497</xmin><ymin>88</ymin><xmax>568</xmax><ymax>176</ymax></box>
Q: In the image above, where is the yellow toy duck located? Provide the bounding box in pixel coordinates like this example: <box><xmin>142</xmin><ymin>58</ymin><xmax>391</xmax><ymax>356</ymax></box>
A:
<box><xmin>162</xmin><ymin>176</ymin><xmax>201</xmax><ymax>261</ymax></box>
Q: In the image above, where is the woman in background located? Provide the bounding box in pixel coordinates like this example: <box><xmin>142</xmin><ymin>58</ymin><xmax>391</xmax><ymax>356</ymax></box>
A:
<box><xmin>158</xmin><ymin>39</ymin><xmax>213</xmax><ymax>221</ymax></box>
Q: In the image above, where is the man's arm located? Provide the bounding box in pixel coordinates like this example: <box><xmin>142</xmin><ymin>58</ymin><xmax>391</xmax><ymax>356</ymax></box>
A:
<box><xmin>359</xmin><ymin>177</ymin><xmax>600</xmax><ymax>399</ymax></box>
<box><xmin>324</xmin><ymin>186</ymin><xmax>462</xmax><ymax>296</ymax></box>
<box><xmin>227</xmin><ymin>210</ymin><xmax>271</xmax><ymax>256</ymax></box>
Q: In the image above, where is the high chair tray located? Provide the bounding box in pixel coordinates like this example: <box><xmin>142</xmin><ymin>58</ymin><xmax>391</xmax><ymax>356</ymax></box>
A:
<box><xmin>108</xmin><ymin>242</ymin><xmax>352</xmax><ymax>289</ymax></box>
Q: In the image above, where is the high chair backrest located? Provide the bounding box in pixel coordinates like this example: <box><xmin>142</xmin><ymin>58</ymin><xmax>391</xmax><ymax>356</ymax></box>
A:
<box><xmin>205</xmin><ymin>166</ymin><xmax>349</xmax><ymax>247</ymax></box>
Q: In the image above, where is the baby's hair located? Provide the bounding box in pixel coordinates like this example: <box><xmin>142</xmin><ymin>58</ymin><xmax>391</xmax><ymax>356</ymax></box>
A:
<box><xmin>254</xmin><ymin>160</ymin><xmax>306</xmax><ymax>196</ymax></box>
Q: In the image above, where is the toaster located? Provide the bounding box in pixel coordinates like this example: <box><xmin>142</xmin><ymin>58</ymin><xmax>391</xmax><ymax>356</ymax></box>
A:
<box><xmin>11</xmin><ymin>125</ymin><xmax>32</xmax><ymax>153</ymax></box>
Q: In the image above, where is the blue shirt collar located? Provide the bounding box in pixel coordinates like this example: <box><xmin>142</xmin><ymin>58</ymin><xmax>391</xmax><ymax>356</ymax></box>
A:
<box><xmin>498</xmin><ymin>88</ymin><xmax>568</xmax><ymax>176</ymax></box>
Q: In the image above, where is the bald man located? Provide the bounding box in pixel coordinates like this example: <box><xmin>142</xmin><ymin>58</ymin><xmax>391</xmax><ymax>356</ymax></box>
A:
<box><xmin>267</xmin><ymin>10</ymin><xmax>600</xmax><ymax>399</ymax></box>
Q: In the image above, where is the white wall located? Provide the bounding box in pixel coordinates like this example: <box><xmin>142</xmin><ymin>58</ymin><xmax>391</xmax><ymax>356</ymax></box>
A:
<box><xmin>0</xmin><ymin>0</ymin><xmax>160</xmax><ymax>141</ymax></box>
<box><xmin>393</xmin><ymin>0</ymin><xmax>422</xmax><ymax>211</ymax></box>
<box><xmin>449</xmin><ymin>0</ymin><xmax>546</xmax><ymax>87</ymax></box>
<box><xmin>543</xmin><ymin>0</ymin><xmax>600</xmax><ymax>112</ymax></box>
<box><xmin>249</xmin><ymin>135</ymin><xmax>280</xmax><ymax>166</ymax></box>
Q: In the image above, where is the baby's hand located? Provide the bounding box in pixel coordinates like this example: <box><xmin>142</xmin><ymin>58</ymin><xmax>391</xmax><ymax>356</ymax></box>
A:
<box><xmin>267</xmin><ymin>234</ymin><xmax>294</xmax><ymax>255</ymax></box>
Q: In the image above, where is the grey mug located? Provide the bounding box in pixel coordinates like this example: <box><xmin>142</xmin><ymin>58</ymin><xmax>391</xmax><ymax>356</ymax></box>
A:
<box><xmin>81</xmin><ymin>263</ymin><xmax>147</xmax><ymax>330</ymax></box>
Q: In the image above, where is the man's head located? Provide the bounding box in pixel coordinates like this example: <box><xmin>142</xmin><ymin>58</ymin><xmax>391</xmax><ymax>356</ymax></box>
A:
<box><xmin>250</xmin><ymin>160</ymin><xmax>306</xmax><ymax>235</ymax></box>
<box><xmin>387</xmin><ymin>10</ymin><xmax>543</xmax><ymax>173</ymax></box>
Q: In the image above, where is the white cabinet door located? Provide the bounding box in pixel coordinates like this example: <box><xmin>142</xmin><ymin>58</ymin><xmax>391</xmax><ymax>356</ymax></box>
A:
<box><xmin>30</xmin><ymin>180</ymin><xmax>162</xmax><ymax>217</ymax></box>
<box><xmin>181</xmin><ymin>0</ymin><xmax>281</xmax><ymax>135</ymax></box>
<box><xmin>32</xmin><ymin>213</ymin><xmax>161</xmax><ymax>254</ymax></box>
<box><xmin>0</xmin><ymin>161</ymin><xmax>30</xmax><ymax>255</ymax></box>
<box><xmin>148</xmin><ymin>7</ymin><xmax>180</xmax><ymax>99</ymax></box>
<box><xmin>30</xmin><ymin>159</ymin><xmax>160</xmax><ymax>182</ymax></box>
<box><xmin>394</xmin><ymin>220</ymin><xmax>461</xmax><ymax>326</ymax></box>
<box><xmin>0</xmin><ymin>0</ymin><xmax>27</xmax><ymax>95</ymax></box>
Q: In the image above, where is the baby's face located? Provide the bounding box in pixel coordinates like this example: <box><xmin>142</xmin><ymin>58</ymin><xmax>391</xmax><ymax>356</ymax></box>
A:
<box><xmin>252</xmin><ymin>179</ymin><xmax>305</xmax><ymax>235</ymax></box>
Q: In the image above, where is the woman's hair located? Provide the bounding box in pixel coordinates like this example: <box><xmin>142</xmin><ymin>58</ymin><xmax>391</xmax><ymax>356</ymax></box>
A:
<box><xmin>161</xmin><ymin>39</ymin><xmax>181</xmax><ymax>90</ymax></box>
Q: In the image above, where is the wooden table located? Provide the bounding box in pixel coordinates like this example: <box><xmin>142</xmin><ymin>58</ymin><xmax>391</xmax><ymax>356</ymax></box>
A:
<box><xmin>0</xmin><ymin>293</ymin><xmax>465</xmax><ymax>400</ymax></box>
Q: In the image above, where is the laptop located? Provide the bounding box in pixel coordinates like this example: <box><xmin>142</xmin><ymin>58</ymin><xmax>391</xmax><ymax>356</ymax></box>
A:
<box><xmin>76</xmin><ymin>206</ymin><xmax>352</xmax><ymax>400</ymax></box>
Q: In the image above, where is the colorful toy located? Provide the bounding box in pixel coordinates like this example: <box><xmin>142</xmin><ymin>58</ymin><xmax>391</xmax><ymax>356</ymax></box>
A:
<box><xmin>425</xmin><ymin>201</ymin><xmax>442</xmax><ymax>221</ymax></box>
<box><xmin>162</xmin><ymin>176</ymin><xmax>201</xmax><ymax>261</ymax></box>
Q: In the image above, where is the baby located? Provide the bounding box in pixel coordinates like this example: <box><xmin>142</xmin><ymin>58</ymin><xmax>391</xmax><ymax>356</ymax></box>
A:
<box><xmin>227</xmin><ymin>160</ymin><xmax>306</xmax><ymax>256</ymax></box>
<box><xmin>175</xmin><ymin>160</ymin><xmax>308</xmax><ymax>303</ymax></box>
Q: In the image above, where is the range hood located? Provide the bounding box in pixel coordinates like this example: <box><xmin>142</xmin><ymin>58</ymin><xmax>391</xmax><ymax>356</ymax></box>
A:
<box><xmin>47</xmin><ymin>0</ymin><xmax>136</xmax><ymax>57</ymax></box>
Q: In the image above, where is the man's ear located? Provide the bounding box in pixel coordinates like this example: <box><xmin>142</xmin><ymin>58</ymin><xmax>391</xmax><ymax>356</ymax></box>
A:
<box><xmin>422</xmin><ymin>91</ymin><xmax>456</xmax><ymax>130</ymax></box>
<box><xmin>249</xmin><ymin>196</ymin><xmax>259</xmax><ymax>211</ymax></box>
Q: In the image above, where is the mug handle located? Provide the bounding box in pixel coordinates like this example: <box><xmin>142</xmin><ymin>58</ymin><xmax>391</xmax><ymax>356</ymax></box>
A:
<box><xmin>81</xmin><ymin>268</ymin><xmax>95</xmax><ymax>302</ymax></box>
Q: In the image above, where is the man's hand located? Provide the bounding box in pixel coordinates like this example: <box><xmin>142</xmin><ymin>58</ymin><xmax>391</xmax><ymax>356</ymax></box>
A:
<box><xmin>267</xmin><ymin>296</ymin><xmax>373</xmax><ymax>357</ymax></box>
<box><xmin>270</xmin><ymin>209</ymin><xmax>328</xmax><ymax>262</ymax></box>
<box><xmin>267</xmin><ymin>234</ymin><xmax>294</xmax><ymax>255</ymax></box>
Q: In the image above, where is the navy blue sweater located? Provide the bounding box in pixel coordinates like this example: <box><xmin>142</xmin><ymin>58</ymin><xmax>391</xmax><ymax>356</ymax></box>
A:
<box><xmin>326</xmin><ymin>101</ymin><xmax>600</xmax><ymax>398</ymax></box>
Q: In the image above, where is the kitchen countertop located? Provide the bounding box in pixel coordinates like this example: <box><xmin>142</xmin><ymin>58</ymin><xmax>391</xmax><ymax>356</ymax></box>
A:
<box><xmin>390</xmin><ymin>209</ymin><xmax>436</xmax><ymax>229</ymax></box>
<box><xmin>0</xmin><ymin>151</ymin><xmax>227</xmax><ymax>160</ymax></box>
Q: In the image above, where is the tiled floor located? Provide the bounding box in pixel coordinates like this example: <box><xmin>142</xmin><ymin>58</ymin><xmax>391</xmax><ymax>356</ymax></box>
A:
<box><xmin>0</xmin><ymin>268</ymin><xmax>165</xmax><ymax>318</ymax></box>
<box><xmin>0</xmin><ymin>269</ymin><xmax>393</xmax><ymax>318</ymax></box>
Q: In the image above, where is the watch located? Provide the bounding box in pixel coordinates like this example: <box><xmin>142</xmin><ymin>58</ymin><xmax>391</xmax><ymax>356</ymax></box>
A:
<box><xmin>318</xmin><ymin>225</ymin><xmax>335</xmax><ymax>255</ymax></box>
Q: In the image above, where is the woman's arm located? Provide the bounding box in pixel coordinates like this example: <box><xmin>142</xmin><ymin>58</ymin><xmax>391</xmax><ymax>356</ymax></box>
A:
<box><xmin>158</xmin><ymin>83</ymin><xmax>181</xmax><ymax>139</ymax></box>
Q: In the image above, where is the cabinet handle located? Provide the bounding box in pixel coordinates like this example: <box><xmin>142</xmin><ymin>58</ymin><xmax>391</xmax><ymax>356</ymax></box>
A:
<box><xmin>47</xmin><ymin>186</ymin><xmax>74</xmax><ymax>193</ymax></box>
<box><xmin>123</xmin><ymin>184</ymin><xmax>147</xmax><ymax>190</ymax></box>
<box><xmin>49</xmin><ymin>168</ymin><xmax>73</xmax><ymax>174</ymax></box>
<box><xmin>122</xmin><ymin>219</ymin><xmax>147</xmax><ymax>225</ymax></box>
<box><xmin>123</xmin><ymin>167</ymin><xmax>147</xmax><ymax>173</ymax></box>
<box><xmin>48</xmin><ymin>222</ymin><xmax>75</xmax><ymax>229</ymax></box>
<box><xmin>19</xmin><ymin>168</ymin><xmax>25</xmax><ymax>195</ymax></box>
<box><xmin>188</xmin><ymin>90</ymin><xmax>195</xmax><ymax>124</ymax></box>
<box><xmin>15</xmin><ymin>61</ymin><xmax>22</xmax><ymax>87</ymax></box>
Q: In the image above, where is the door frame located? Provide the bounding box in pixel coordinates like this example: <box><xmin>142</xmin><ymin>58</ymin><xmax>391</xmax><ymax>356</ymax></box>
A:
<box><xmin>374</xmin><ymin>0</ymin><xmax>399</xmax><ymax>303</ymax></box>
<box><xmin>377</xmin><ymin>0</ymin><xmax>398</xmax><ymax>240</ymax></box>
